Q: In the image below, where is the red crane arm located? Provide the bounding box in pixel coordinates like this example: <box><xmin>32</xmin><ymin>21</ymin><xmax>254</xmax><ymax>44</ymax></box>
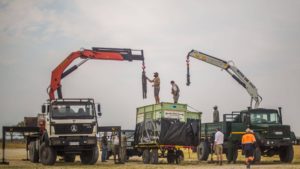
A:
<box><xmin>48</xmin><ymin>48</ymin><xmax>145</xmax><ymax>100</ymax></box>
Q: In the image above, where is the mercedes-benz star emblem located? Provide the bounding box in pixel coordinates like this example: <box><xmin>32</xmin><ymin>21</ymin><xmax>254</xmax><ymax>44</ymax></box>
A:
<box><xmin>70</xmin><ymin>124</ymin><xmax>78</xmax><ymax>133</ymax></box>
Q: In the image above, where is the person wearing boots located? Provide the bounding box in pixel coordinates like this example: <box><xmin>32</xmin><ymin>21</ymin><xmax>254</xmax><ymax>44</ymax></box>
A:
<box><xmin>242</xmin><ymin>128</ymin><xmax>256</xmax><ymax>169</ymax></box>
<box><xmin>214</xmin><ymin>128</ymin><xmax>224</xmax><ymax>165</ymax></box>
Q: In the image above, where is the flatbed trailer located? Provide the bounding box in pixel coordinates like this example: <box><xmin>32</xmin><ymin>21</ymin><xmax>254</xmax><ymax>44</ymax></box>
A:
<box><xmin>134</xmin><ymin>102</ymin><xmax>201</xmax><ymax>164</ymax></box>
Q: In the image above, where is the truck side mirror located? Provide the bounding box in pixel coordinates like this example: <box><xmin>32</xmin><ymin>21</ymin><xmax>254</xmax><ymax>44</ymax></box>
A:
<box><xmin>278</xmin><ymin>107</ymin><xmax>282</xmax><ymax>124</ymax></box>
<box><xmin>42</xmin><ymin>105</ymin><xmax>46</xmax><ymax>113</ymax></box>
<box><xmin>97</xmin><ymin>104</ymin><xmax>101</xmax><ymax>116</ymax></box>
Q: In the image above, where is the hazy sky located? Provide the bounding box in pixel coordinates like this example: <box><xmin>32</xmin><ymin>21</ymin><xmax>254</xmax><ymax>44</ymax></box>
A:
<box><xmin>0</xmin><ymin>0</ymin><xmax>300</xmax><ymax>136</ymax></box>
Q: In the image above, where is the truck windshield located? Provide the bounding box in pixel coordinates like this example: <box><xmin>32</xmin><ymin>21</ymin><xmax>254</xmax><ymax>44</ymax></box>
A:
<box><xmin>51</xmin><ymin>104</ymin><xmax>94</xmax><ymax>119</ymax></box>
<box><xmin>250</xmin><ymin>112</ymin><xmax>279</xmax><ymax>124</ymax></box>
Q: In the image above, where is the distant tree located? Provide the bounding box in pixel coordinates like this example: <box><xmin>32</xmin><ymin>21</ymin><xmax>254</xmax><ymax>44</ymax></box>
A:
<box><xmin>17</xmin><ymin>121</ymin><xmax>25</xmax><ymax>127</ymax></box>
<box><xmin>9</xmin><ymin>120</ymin><xmax>25</xmax><ymax>142</ymax></box>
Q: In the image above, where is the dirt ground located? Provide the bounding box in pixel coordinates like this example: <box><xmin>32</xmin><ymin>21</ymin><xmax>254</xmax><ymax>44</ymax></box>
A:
<box><xmin>0</xmin><ymin>145</ymin><xmax>299</xmax><ymax>169</ymax></box>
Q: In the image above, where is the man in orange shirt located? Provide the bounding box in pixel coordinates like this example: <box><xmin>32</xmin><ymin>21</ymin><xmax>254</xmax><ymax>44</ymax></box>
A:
<box><xmin>242</xmin><ymin>128</ymin><xmax>256</xmax><ymax>169</ymax></box>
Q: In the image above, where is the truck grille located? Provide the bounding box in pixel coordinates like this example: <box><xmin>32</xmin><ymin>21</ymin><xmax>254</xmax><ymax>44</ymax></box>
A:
<box><xmin>267</xmin><ymin>125</ymin><xmax>290</xmax><ymax>138</ymax></box>
<box><xmin>53</xmin><ymin>123</ymin><xmax>94</xmax><ymax>134</ymax></box>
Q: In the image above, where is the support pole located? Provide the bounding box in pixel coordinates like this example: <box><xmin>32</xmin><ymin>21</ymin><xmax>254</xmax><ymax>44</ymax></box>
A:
<box><xmin>1</xmin><ymin>127</ymin><xmax>9</xmax><ymax>165</ymax></box>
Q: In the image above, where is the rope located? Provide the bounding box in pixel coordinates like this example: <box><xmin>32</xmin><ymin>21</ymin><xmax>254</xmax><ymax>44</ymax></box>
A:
<box><xmin>187</xmin><ymin>105</ymin><xmax>201</xmax><ymax>112</ymax></box>
<box><xmin>142</xmin><ymin>61</ymin><xmax>147</xmax><ymax>99</ymax></box>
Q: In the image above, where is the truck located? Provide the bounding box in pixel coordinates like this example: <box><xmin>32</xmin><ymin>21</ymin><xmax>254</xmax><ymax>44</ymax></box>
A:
<box><xmin>27</xmin><ymin>47</ymin><xmax>146</xmax><ymax>165</ymax></box>
<box><xmin>134</xmin><ymin>102</ymin><xmax>201</xmax><ymax>164</ymax></box>
<box><xmin>186</xmin><ymin>50</ymin><xmax>295</xmax><ymax>163</ymax></box>
<box><xmin>199</xmin><ymin>107</ymin><xmax>295</xmax><ymax>163</ymax></box>
<box><xmin>28</xmin><ymin>98</ymin><xmax>101</xmax><ymax>165</ymax></box>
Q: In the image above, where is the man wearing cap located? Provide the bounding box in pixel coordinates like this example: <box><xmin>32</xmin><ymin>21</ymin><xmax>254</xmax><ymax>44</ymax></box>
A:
<box><xmin>242</xmin><ymin>128</ymin><xmax>256</xmax><ymax>169</ymax></box>
<box><xmin>147</xmin><ymin>72</ymin><xmax>160</xmax><ymax>104</ymax></box>
<box><xmin>170</xmin><ymin>80</ymin><xmax>180</xmax><ymax>103</ymax></box>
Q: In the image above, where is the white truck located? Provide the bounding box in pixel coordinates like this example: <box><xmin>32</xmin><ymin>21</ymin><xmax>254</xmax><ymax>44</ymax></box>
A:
<box><xmin>28</xmin><ymin>98</ymin><xmax>101</xmax><ymax>165</ymax></box>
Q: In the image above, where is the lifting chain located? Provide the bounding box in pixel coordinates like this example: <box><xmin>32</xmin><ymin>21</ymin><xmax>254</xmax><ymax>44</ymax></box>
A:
<box><xmin>186</xmin><ymin>56</ymin><xmax>191</xmax><ymax>86</ymax></box>
<box><xmin>142</xmin><ymin>60</ymin><xmax>147</xmax><ymax>99</ymax></box>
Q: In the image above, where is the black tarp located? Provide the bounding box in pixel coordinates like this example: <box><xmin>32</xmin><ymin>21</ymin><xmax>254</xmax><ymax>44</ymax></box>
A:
<box><xmin>134</xmin><ymin>118</ymin><xmax>200</xmax><ymax>146</ymax></box>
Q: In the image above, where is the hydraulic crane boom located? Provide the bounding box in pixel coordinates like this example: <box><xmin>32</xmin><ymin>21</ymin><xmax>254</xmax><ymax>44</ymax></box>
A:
<box><xmin>48</xmin><ymin>47</ymin><xmax>147</xmax><ymax>100</ymax></box>
<box><xmin>186</xmin><ymin>50</ymin><xmax>262</xmax><ymax>108</ymax></box>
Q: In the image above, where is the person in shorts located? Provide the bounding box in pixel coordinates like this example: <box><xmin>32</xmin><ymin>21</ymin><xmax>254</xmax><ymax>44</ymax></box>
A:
<box><xmin>214</xmin><ymin>128</ymin><xmax>224</xmax><ymax>165</ymax></box>
<box><xmin>242</xmin><ymin>128</ymin><xmax>256</xmax><ymax>169</ymax></box>
<box><xmin>147</xmin><ymin>72</ymin><xmax>160</xmax><ymax>104</ymax></box>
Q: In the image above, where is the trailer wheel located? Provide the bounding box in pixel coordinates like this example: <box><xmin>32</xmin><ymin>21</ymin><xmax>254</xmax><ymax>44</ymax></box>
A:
<box><xmin>142</xmin><ymin>149</ymin><xmax>150</xmax><ymax>164</ymax></box>
<box><xmin>80</xmin><ymin>146</ymin><xmax>99</xmax><ymax>165</ymax></box>
<box><xmin>40</xmin><ymin>142</ymin><xmax>57</xmax><ymax>165</ymax></box>
<box><xmin>197</xmin><ymin>142</ymin><xmax>209</xmax><ymax>161</ymax></box>
<box><xmin>29</xmin><ymin>141</ymin><xmax>39</xmax><ymax>163</ymax></box>
<box><xmin>279</xmin><ymin>145</ymin><xmax>294</xmax><ymax>163</ymax></box>
<box><xmin>175</xmin><ymin>150</ymin><xmax>184</xmax><ymax>164</ymax></box>
<box><xmin>167</xmin><ymin>150</ymin><xmax>175</xmax><ymax>164</ymax></box>
<box><xmin>150</xmin><ymin>149</ymin><xmax>159</xmax><ymax>164</ymax></box>
<box><xmin>64</xmin><ymin>154</ymin><xmax>75</xmax><ymax>162</ymax></box>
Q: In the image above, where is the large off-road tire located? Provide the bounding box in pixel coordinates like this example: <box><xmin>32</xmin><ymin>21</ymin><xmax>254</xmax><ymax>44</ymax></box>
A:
<box><xmin>175</xmin><ymin>150</ymin><xmax>184</xmax><ymax>164</ymax></box>
<box><xmin>80</xmin><ymin>146</ymin><xmax>99</xmax><ymax>165</ymax></box>
<box><xmin>64</xmin><ymin>154</ymin><xmax>76</xmax><ymax>162</ymax></box>
<box><xmin>279</xmin><ymin>145</ymin><xmax>294</xmax><ymax>163</ymax></box>
<box><xmin>142</xmin><ymin>149</ymin><xmax>150</xmax><ymax>164</ymax></box>
<box><xmin>150</xmin><ymin>149</ymin><xmax>159</xmax><ymax>164</ymax></box>
<box><xmin>40</xmin><ymin>142</ymin><xmax>57</xmax><ymax>165</ymax></box>
<box><xmin>167</xmin><ymin>150</ymin><xmax>175</xmax><ymax>164</ymax></box>
<box><xmin>197</xmin><ymin>142</ymin><xmax>210</xmax><ymax>161</ymax></box>
<box><xmin>29</xmin><ymin>141</ymin><xmax>39</xmax><ymax>163</ymax></box>
<box><xmin>253</xmin><ymin>147</ymin><xmax>261</xmax><ymax>163</ymax></box>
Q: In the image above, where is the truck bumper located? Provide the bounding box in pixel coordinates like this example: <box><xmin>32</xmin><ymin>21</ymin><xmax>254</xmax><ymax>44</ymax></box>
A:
<box><xmin>261</xmin><ymin>138</ymin><xmax>292</xmax><ymax>147</ymax></box>
<box><xmin>50</xmin><ymin>136</ymin><xmax>97</xmax><ymax>146</ymax></box>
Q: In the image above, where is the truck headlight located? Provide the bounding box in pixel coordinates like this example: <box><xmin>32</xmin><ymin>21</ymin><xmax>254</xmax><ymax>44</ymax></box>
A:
<box><xmin>51</xmin><ymin>139</ymin><xmax>61</xmax><ymax>145</ymax></box>
<box><xmin>87</xmin><ymin>138</ymin><xmax>96</xmax><ymax>144</ymax></box>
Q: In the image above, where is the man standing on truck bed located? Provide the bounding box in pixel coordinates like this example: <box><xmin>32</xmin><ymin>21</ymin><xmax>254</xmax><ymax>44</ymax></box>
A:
<box><xmin>170</xmin><ymin>80</ymin><xmax>180</xmax><ymax>103</ymax></box>
<box><xmin>147</xmin><ymin>72</ymin><xmax>160</xmax><ymax>104</ymax></box>
<box><xmin>242</xmin><ymin>128</ymin><xmax>256</xmax><ymax>169</ymax></box>
<box><xmin>214</xmin><ymin>128</ymin><xmax>224</xmax><ymax>165</ymax></box>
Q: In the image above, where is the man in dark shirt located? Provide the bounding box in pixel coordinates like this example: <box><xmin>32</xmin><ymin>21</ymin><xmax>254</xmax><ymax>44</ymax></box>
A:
<box><xmin>101</xmin><ymin>132</ymin><xmax>108</xmax><ymax>162</ymax></box>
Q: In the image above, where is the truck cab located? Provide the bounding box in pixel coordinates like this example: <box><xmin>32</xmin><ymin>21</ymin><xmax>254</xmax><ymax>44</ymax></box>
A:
<box><xmin>237</xmin><ymin>108</ymin><xmax>294</xmax><ymax>145</ymax></box>
<box><xmin>29</xmin><ymin>98</ymin><xmax>101</xmax><ymax>165</ymax></box>
<box><xmin>44</xmin><ymin>98</ymin><xmax>99</xmax><ymax>147</ymax></box>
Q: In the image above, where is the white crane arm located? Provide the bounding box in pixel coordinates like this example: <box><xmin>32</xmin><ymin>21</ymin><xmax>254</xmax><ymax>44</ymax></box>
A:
<box><xmin>187</xmin><ymin>50</ymin><xmax>262</xmax><ymax>108</ymax></box>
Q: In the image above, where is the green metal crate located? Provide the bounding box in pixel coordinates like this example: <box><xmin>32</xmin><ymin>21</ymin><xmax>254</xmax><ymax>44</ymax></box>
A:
<box><xmin>136</xmin><ymin>102</ymin><xmax>201</xmax><ymax>123</ymax></box>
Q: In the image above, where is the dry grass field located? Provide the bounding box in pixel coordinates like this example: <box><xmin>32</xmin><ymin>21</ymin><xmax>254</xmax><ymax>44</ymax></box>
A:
<box><xmin>0</xmin><ymin>143</ymin><xmax>299</xmax><ymax>169</ymax></box>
